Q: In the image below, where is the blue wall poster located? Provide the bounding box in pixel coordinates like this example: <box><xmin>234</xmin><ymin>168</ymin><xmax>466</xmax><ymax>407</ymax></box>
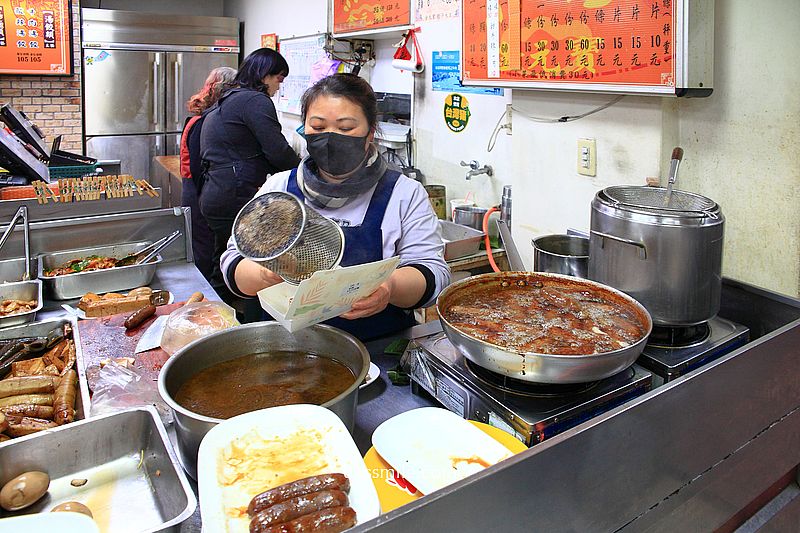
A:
<box><xmin>431</xmin><ymin>50</ymin><xmax>504</xmax><ymax>96</ymax></box>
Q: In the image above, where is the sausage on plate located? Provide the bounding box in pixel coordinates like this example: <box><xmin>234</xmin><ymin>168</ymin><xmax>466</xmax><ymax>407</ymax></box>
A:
<box><xmin>248</xmin><ymin>474</ymin><xmax>350</xmax><ymax>517</ymax></box>
<box><xmin>252</xmin><ymin>506</ymin><xmax>356</xmax><ymax>533</ymax></box>
<box><xmin>249</xmin><ymin>490</ymin><xmax>348</xmax><ymax>532</ymax></box>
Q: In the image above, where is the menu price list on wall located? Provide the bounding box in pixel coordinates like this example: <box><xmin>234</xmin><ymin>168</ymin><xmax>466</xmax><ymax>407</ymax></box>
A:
<box><xmin>0</xmin><ymin>0</ymin><xmax>71</xmax><ymax>75</ymax></box>
<box><xmin>333</xmin><ymin>0</ymin><xmax>411</xmax><ymax>34</ymax></box>
<box><xmin>463</xmin><ymin>0</ymin><xmax>681</xmax><ymax>92</ymax></box>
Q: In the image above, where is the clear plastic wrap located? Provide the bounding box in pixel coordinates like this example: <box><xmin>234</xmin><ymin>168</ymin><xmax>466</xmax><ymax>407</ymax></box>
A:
<box><xmin>160</xmin><ymin>301</ymin><xmax>239</xmax><ymax>356</ymax></box>
<box><xmin>91</xmin><ymin>361</ymin><xmax>172</xmax><ymax>424</ymax></box>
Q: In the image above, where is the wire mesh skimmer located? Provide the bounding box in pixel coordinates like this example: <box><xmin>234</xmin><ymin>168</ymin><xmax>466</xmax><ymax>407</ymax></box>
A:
<box><xmin>232</xmin><ymin>191</ymin><xmax>345</xmax><ymax>284</ymax></box>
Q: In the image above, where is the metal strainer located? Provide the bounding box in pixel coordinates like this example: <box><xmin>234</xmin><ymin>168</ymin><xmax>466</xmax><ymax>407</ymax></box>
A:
<box><xmin>600</xmin><ymin>186</ymin><xmax>718</xmax><ymax>217</ymax></box>
<box><xmin>232</xmin><ymin>191</ymin><xmax>345</xmax><ymax>284</ymax></box>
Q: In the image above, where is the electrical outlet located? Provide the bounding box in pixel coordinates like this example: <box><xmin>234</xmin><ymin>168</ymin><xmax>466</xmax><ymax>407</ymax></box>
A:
<box><xmin>577</xmin><ymin>138</ymin><xmax>597</xmax><ymax>176</ymax></box>
<box><xmin>505</xmin><ymin>104</ymin><xmax>513</xmax><ymax>135</ymax></box>
<box><xmin>351</xmin><ymin>39</ymin><xmax>374</xmax><ymax>59</ymax></box>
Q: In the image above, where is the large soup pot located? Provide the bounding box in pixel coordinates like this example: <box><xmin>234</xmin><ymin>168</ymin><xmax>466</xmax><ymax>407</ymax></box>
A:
<box><xmin>437</xmin><ymin>272</ymin><xmax>652</xmax><ymax>384</ymax></box>
<box><xmin>158</xmin><ymin>322</ymin><xmax>369</xmax><ymax>480</ymax></box>
<box><xmin>588</xmin><ymin>186</ymin><xmax>724</xmax><ymax>327</ymax></box>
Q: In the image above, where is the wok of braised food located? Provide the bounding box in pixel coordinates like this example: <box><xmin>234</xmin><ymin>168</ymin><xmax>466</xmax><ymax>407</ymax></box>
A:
<box><xmin>439</xmin><ymin>273</ymin><xmax>650</xmax><ymax>356</ymax></box>
<box><xmin>0</xmin><ymin>299</ymin><xmax>37</xmax><ymax>318</ymax></box>
<box><xmin>43</xmin><ymin>255</ymin><xmax>119</xmax><ymax>277</ymax></box>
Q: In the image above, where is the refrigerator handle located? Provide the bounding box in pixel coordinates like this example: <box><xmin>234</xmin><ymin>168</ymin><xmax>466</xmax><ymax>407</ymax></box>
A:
<box><xmin>174</xmin><ymin>60</ymin><xmax>181</xmax><ymax>127</ymax></box>
<box><xmin>152</xmin><ymin>55</ymin><xmax>160</xmax><ymax>127</ymax></box>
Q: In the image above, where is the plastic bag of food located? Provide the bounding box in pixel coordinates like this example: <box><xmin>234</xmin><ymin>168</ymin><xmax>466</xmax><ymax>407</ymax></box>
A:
<box><xmin>91</xmin><ymin>361</ymin><xmax>172</xmax><ymax>424</ymax></box>
<box><xmin>160</xmin><ymin>301</ymin><xmax>239</xmax><ymax>356</ymax></box>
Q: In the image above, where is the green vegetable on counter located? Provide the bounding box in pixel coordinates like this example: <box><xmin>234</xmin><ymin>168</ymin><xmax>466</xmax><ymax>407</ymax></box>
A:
<box><xmin>387</xmin><ymin>364</ymin><xmax>410</xmax><ymax>386</ymax></box>
<box><xmin>384</xmin><ymin>338</ymin><xmax>410</xmax><ymax>356</ymax></box>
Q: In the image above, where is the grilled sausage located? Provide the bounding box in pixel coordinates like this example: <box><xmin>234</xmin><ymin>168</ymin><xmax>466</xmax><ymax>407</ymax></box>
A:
<box><xmin>124</xmin><ymin>304</ymin><xmax>156</xmax><ymax>330</ymax></box>
<box><xmin>253</xmin><ymin>506</ymin><xmax>356</xmax><ymax>533</ymax></box>
<box><xmin>249</xmin><ymin>490</ymin><xmax>348</xmax><ymax>532</ymax></box>
<box><xmin>0</xmin><ymin>375</ymin><xmax>57</xmax><ymax>399</ymax></box>
<box><xmin>248</xmin><ymin>474</ymin><xmax>350</xmax><ymax>517</ymax></box>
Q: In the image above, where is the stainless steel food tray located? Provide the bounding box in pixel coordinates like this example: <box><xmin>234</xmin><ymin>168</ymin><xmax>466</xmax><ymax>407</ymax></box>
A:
<box><xmin>0</xmin><ymin>317</ymin><xmax>89</xmax><ymax>421</ymax></box>
<box><xmin>38</xmin><ymin>241</ymin><xmax>162</xmax><ymax>300</ymax></box>
<box><xmin>0</xmin><ymin>406</ymin><xmax>196</xmax><ymax>532</ymax></box>
<box><xmin>0</xmin><ymin>256</ymin><xmax>38</xmax><ymax>284</ymax></box>
<box><xmin>440</xmin><ymin>220</ymin><xmax>485</xmax><ymax>261</ymax></box>
<box><xmin>0</xmin><ymin>279</ymin><xmax>42</xmax><ymax>328</ymax></box>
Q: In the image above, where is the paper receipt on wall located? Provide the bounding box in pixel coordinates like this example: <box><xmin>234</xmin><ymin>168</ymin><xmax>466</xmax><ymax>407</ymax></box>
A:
<box><xmin>257</xmin><ymin>256</ymin><xmax>400</xmax><ymax>332</ymax></box>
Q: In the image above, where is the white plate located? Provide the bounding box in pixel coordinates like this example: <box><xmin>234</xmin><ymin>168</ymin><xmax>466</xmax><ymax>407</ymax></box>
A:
<box><xmin>68</xmin><ymin>291</ymin><xmax>174</xmax><ymax>319</ymax></box>
<box><xmin>198</xmin><ymin>404</ymin><xmax>380</xmax><ymax>532</ymax></box>
<box><xmin>371</xmin><ymin>407</ymin><xmax>514</xmax><ymax>495</ymax></box>
<box><xmin>360</xmin><ymin>362</ymin><xmax>380</xmax><ymax>389</ymax></box>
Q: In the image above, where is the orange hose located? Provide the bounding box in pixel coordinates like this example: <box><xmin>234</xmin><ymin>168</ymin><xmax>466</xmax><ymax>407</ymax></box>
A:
<box><xmin>483</xmin><ymin>206</ymin><xmax>501</xmax><ymax>273</ymax></box>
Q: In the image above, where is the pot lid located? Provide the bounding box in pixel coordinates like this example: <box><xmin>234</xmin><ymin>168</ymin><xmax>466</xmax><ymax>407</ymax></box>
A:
<box><xmin>599</xmin><ymin>186</ymin><xmax>719</xmax><ymax>218</ymax></box>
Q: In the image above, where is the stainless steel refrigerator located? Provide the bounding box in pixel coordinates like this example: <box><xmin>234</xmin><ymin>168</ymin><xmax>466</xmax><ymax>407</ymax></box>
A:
<box><xmin>81</xmin><ymin>8</ymin><xmax>239</xmax><ymax>206</ymax></box>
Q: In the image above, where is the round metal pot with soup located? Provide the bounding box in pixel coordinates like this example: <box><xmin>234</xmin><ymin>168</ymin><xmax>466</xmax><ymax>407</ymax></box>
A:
<box><xmin>158</xmin><ymin>322</ymin><xmax>369</xmax><ymax>480</ymax></box>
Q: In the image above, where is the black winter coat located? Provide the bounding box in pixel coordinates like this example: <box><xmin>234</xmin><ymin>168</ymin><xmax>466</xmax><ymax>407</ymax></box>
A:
<box><xmin>199</xmin><ymin>88</ymin><xmax>300</xmax><ymax>220</ymax></box>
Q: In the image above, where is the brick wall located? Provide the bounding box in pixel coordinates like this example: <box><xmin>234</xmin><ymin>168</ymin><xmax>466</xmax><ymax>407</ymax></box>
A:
<box><xmin>0</xmin><ymin>0</ymin><xmax>82</xmax><ymax>152</ymax></box>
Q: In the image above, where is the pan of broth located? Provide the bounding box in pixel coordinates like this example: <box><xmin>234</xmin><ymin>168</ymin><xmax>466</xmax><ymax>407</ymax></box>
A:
<box><xmin>158</xmin><ymin>322</ymin><xmax>369</xmax><ymax>480</ymax></box>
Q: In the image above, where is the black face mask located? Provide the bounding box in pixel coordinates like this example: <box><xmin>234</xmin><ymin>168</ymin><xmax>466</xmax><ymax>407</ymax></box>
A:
<box><xmin>305</xmin><ymin>132</ymin><xmax>369</xmax><ymax>177</ymax></box>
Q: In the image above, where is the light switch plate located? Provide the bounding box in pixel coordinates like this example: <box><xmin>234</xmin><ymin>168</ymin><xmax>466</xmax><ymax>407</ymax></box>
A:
<box><xmin>577</xmin><ymin>138</ymin><xmax>597</xmax><ymax>176</ymax></box>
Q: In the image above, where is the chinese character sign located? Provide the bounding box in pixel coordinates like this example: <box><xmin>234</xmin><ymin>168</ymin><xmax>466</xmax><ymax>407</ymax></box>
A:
<box><xmin>0</xmin><ymin>0</ymin><xmax>71</xmax><ymax>75</ymax></box>
<box><xmin>261</xmin><ymin>33</ymin><xmax>278</xmax><ymax>51</ymax></box>
<box><xmin>333</xmin><ymin>0</ymin><xmax>410</xmax><ymax>34</ymax></box>
<box><xmin>462</xmin><ymin>0</ymin><xmax>676</xmax><ymax>88</ymax></box>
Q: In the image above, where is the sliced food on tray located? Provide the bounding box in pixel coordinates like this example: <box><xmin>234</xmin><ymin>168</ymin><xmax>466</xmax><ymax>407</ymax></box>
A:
<box><xmin>76</xmin><ymin>286</ymin><xmax>169</xmax><ymax>318</ymax></box>
<box><xmin>0</xmin><ymin>322</ymin><xmax>79</xmax><ymax>441</ymax></box>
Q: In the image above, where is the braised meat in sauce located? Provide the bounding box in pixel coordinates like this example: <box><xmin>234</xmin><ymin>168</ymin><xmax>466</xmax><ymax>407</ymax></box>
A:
<box><xmin>44</xmin><ymin>255</ymin><xmax>118</xmax><ymax>277</ymax></box>
<box><xmin>440</xmin><ymin>275</ymin><xmax>649</xmax><ymax>355</ymax></box>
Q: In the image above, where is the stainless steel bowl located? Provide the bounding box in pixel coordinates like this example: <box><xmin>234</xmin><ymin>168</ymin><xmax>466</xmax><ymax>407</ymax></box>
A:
<box><xmin>437</xmin><ymin>272</ymin><xmax>653</xmax><ymax>384</ymax></box>
<box><xmin>158</xmin><ymin>322</ymin><xmax>370</xmax><ymax>479</ymax></box>
<box><xmin>532</xmin><ymin>234</ymin><xmax>589</xmax><ymax>278</ymax></box>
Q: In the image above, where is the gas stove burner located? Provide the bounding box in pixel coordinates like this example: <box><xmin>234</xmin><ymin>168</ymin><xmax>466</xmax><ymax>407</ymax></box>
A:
<box><xmin>647</xmin><ymin>323</ymin><xmax>711</xmax><ymax>349</ymax></box>
<box><xmin>464</xmin><ymin>359</ymin><xmax>600</xmax><ymax>397</ymax></box>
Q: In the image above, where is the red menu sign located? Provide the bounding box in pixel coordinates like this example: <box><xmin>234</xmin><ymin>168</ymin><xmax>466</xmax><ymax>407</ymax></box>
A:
<box><xmin>463</xmin><ymin>0</ymin><xmax>677</xmax><ymax>89</ymax></box>
<box><xmin>333</xmin><ymin>0</ymin><xmax>411</xmax><ymax>34</ymax></box>
<box><xmin>0</xmin><ymin>0</ymin><xmax>71</xmax><ymax>75</ymax></box>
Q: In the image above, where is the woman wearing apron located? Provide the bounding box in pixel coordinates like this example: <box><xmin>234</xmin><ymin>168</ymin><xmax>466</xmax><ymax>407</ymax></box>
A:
<box><xmin>219</xmin><ymin>74</ymin><xmax>450</xmax><ymax>341</ymax></box>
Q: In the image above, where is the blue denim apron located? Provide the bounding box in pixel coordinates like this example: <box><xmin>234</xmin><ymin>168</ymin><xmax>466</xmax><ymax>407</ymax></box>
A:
<box><xmin>282</xmin><ymin>167</ymin><xmax>416</xmax><ymax>341</ymax></box>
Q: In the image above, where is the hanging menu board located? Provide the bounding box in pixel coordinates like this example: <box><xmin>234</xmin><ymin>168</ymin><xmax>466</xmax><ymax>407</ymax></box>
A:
<box><xmin>332</xmin><ymin>0</ymin><xmax>411</xmax><ymax>34</ymax></box>
<box><xmin>462</xmin><ymin>0</ymin><xmax>712</xmax><ymax>96</ymax></box>
<box><xmin>0</xmin><ymin>0</ymin><xmax>72</xmax><ymax>75</ymax></box>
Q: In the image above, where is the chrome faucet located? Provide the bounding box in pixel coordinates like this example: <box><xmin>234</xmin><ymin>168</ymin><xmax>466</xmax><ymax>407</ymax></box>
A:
<box><xmin>0</xmin><ymin>206</ymin><xmax>31</xmax><ymax>280</ymax></box>
<box><xmin>460</xmin><ymin>160</ymin><xmax>493</xmax><ymax>180</ymax></box>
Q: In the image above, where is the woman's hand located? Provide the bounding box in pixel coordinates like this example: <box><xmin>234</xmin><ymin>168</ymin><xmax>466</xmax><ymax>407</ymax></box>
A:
<box><xmin>339</xmin><ymin>281</ymin><xmax>393</xmax><ymax>320</ymax></box>
<box><xmin>234</xmin><ymin>258</ymin><xmax>283</xmax><ymax>296</ymax></box>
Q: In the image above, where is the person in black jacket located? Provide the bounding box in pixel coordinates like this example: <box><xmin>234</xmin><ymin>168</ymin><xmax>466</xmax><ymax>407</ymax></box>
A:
<box><xmin>199</xmin><ymin>48</ymin><xmax>300</xmax><ymax>315</ymax></box>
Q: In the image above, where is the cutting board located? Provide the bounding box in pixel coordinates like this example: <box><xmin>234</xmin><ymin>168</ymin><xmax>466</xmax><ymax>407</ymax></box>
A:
<box><xmin>77</xmin><ymin>302</ymin><xmax>184</xmax><ymax>392</ymax></box>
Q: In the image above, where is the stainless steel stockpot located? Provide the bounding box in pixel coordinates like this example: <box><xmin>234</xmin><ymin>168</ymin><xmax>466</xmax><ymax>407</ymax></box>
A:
<box><xmin>588</xmin><ymin>186</ymin><xmax>724</xmax><ymax>327</ymax></box>
<box><xmin>158</xmin><ymin>322</ymin><xmax>369</xmax><ymax>480</ymax></box>
<box><xmin>532</xmin><ymin>234</ymin><xmax>590</xmax><ymax>278</ymax></box>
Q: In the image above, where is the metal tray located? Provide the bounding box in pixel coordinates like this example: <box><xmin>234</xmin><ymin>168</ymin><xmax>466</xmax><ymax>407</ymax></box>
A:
<box><xmin>0</xmin><ymin>407</ymin><xmax>196</xmax><ymax>532</ymax></box>
<box><xmin>0</xmin><ymin>279</ymin><xmax>42</xmax><ymax>328</ymax></box>
<box><xmin>440</xmin><ymin>220</ymin><xmax>485</xmax><ymax>261</ymax></box>
<box><xmin>38</xmin><ymin>242</ymin><xmax>162</xmax><ymax>300</ymax></box>
<box><xmin>0</xmin><ymin>317</ymin><xmax>90</xmax><ymax>421</ymax></box>
<box><xmin>0</xmin><ymin>256</ymin><xmax>38</xmax><ymax>284</ymax></box>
